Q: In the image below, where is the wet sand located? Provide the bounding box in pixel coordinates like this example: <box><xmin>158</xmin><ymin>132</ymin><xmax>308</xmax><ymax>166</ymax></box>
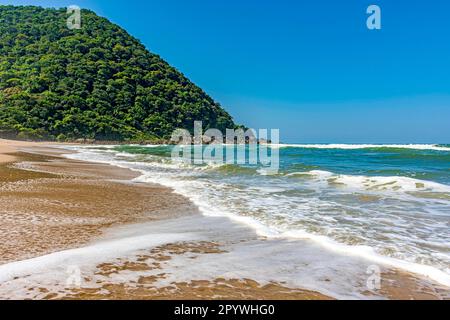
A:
<box><xmin>0</xmin><ymin>139</ymin><xmax>448</xmax><ymax>300</ymax></box>
<box><xmin>0</xmin><ymin>149</ymin><xmax>197</xmax><ymax>264</ymax></box>
<box><xmin>0</xmin><ymin>139</ymin><xmax>40</xmax><ymax>164</ymax></box>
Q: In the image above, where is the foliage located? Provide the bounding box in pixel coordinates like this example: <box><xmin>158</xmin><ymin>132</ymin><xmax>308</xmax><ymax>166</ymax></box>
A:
<box><xmin>0</xmin><ymin>6</ymin><xmax>237</xmax><ymax>141</ymax></box>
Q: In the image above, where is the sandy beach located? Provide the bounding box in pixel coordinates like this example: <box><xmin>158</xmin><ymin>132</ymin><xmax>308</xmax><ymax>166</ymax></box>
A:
<box><xmin>0</xmin><ymin>139</ymin><xmax>330</xmax><ymax>300</ymax></box>
<box><xmin>0</xmin><ymin>148</ymin><xmax>196</xmax><ymax>265</ymax></box>
<box><xmin>0</xmin><ymin>139</ymin><xmax>448</xmax><ymax>300</ymax></box>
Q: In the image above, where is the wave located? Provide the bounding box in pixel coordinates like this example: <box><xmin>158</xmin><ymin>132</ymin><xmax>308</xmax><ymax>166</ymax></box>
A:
<box><xmin>273</xmin><ymin>144</ymin><xmax>450</xmax><ymax>151</ymax></box>
<box><xmin>134</xmin><ymin>172</ymin><xmax>450</xmax><ymax>287</ymax></box>
<box><xmin>60</xmin><ymin>146</ymin><xmax>450</xmax><ymax>289</ymax></box>
<box><xmin>285</xmin><ymin>170</ymin><xmax>450</xmax><ymax>193</ymax></box>
<box><xmin>210</xmin><ymin>164</ymin><xmax>259</xmax><ymax>175</ymax></box>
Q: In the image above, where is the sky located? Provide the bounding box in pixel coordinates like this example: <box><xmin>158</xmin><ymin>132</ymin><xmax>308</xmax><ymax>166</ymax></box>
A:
<box><xmin>1</xmin><ymin>0</ymin><xmax>450</xmax><ymax>143</ymax></box>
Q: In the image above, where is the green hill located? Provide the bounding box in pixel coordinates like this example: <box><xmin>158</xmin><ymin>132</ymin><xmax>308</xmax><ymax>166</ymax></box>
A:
<box><xmin>0</xmin><ymin>5</ymin><xmax>237</xmax><ymax>142</ymax></box>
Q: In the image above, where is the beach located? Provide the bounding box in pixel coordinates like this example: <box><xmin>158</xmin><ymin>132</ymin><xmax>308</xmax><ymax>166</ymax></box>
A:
<box><xmin>0</xmin><ymin>139</ymin><xmax>448</xmax><ymax>300</ymax></box>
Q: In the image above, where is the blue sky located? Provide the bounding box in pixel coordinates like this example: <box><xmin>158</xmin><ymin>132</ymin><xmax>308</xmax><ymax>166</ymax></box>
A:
<box><xmin>2</xmin><ymin>0</ymin><xmax>450</xmax><ymax>142</ymax></box>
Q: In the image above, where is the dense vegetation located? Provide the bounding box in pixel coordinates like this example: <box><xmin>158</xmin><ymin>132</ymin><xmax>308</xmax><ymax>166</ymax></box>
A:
<box><xmin>0</xmin><ymin>6</ymin><xmax>237</xmax><ymax>141</ymax></box>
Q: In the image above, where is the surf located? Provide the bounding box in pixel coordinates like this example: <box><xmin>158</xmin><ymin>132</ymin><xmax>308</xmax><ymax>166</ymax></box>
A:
<box><xmin>59</xmin><ymin>144</ymin><xmax>450</xmax><ymax>289</ymax></box>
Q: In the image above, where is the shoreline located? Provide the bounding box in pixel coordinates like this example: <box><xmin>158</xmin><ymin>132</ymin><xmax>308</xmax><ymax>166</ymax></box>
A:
<box><xmin>0</xmin><ymin>142</ymin><xmax>199</xmax><ymax>265</ymax></box>
<box><xmin>0</xmin><ymin>139</ymin><xmax>331</xmax><ymax>299</ymax></box>
<box><xmin>0</xmin><ymin>139</ymin><xmax>448</xmax><ymax>300</ymax></box>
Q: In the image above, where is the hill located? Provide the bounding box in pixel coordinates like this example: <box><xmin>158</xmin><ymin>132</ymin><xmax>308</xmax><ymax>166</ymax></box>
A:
<box><xmin>0</xmin><ymin>6</ymin><xmax>237</xmax><ymax>141</ymax></box>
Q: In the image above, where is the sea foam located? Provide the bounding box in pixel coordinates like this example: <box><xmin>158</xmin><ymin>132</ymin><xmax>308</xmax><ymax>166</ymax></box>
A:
<box><xmin>55</xmin><ymin>145</ymin><xmax>450</xmax><ymax>289</ymax></box>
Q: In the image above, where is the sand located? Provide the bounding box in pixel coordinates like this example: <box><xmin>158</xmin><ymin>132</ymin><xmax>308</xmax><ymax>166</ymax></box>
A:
<box><xmin>0</xmin><ymin>140</ymin><xmax>198</xmax><ymax>264</ymax></box>
<box><xmin>0</xmin><ymin>139</ymin><xmax>448</xmax><ymax>300</ymax></box>
<box><xmin>0</xmin><ymin>139</ymin><xmax>329</xmax><ymax>300</ymax></box>
<box><xmin>0</xmin><ymin>139</ymin><xmax>39</xmax><ymax>163</ymax></box>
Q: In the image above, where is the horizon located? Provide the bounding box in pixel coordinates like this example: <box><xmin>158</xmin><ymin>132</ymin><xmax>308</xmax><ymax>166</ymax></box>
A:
<box><xmin>1</xmin><ymin>0</ymin><xmax>449</xmax><ymax>143</ymax></box>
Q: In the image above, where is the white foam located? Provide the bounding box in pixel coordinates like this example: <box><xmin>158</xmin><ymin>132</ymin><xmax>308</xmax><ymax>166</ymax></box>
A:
<box><xmin>54</xmin><ymin>145</ymin><xmax>450</xmax><ymax>289</ymax></box>
<box><xmin>0</xmin><ymin>215</ymin><xmax>386</xmax><ymax>300</ymax></box>
<box><xmin>134</xmin><ymin>171</ymin><xmax>450</xmax><ymax>288</ymax></box>
<box><xmin>286</xmin><ymin>170</ymin><xmax>334</xmax><ymax>178</ymax></box>
<box><xmin>278</xmin><ymin>230</ymin><xmax>450</xmax><ymax>287</ymax></box>
<box><xmin>335</xmin><ymin>174</ymin><xmax>450</xmax><ymax>193</ymax></box>
<box><xmin>0</xmin><ymin>230</ymin><xmax>193</xmax><ymax>296</ymax></box>
<box><xmin>287</xmin><ymin>170</ymin><xmax>450</xmax><ymax>193</ymax></box>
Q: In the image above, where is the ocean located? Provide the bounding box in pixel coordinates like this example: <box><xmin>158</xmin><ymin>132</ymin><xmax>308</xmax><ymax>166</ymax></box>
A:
<box><xmin>63</xmin><ymin>143</ymin><xmax>450</xmax><ymax>288</ymax></box>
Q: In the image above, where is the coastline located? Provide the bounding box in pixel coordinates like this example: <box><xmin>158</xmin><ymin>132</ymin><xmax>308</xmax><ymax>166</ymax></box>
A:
<box><xmin>0</xmin><ymin>139</ymin><xmax>448</xmax><ymax>300</ymax></box>
<box><xmin>0</xmin><ymin>139</ymin><xmax>330</xmax><ymax>300</ymax></box>
<box><xmin>0</xmin><ymin>150</ymin><xmax>197</xmax><ymax>264</ymax></box>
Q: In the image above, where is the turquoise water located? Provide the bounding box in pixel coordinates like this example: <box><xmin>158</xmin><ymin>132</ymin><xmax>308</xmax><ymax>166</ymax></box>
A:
<box><xmin>67</xmin><ymin>144</ymin><xmax>450</xmax><ymax>286</ymax></box>
<box><xmin>112</xmin><ymin>144</ymin><xmax>450</xmax><ymax>183</ymax></box>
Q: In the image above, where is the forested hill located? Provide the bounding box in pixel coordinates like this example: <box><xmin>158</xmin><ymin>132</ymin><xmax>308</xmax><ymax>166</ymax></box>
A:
<box><xmin>0</xmin><ymin>6</ymin><xmax>237</xmax><ymax>141</ymax></box>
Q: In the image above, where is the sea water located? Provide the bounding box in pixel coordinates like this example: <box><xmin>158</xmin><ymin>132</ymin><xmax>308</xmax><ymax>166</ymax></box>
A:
<box><xmin>62</xmin><ymin>143</ymin><xmax>450</xmax><ymax>287</ymax></box>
